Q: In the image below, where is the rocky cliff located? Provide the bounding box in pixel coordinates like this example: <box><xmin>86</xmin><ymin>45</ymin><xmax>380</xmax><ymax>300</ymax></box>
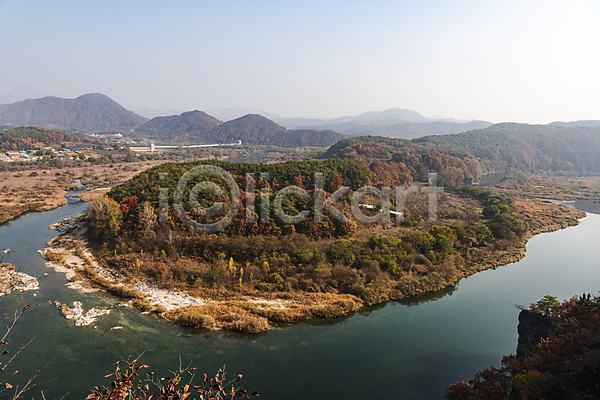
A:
<box><xmin>516</xmin><ymin>309</ymin><xmax>554</xmax><ymax>357</ymax></box>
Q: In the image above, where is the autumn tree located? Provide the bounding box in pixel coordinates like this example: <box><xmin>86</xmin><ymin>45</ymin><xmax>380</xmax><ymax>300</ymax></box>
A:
<box><xmin>88</xmin><ymin>196</ymin><xmax>123</xmax><ymax>241</ymax></box>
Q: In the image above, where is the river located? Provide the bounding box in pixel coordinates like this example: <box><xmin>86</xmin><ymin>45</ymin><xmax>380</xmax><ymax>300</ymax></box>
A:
<box><xmin>1</xmin><ymin>192</ymin><xmax>599</xmax><ymax>399</ymax></box>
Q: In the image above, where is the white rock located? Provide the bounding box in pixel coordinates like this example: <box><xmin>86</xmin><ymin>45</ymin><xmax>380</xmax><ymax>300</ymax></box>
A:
<box><xmin>55</xmin><ymin>301</ymin><xmax>111</xmax><ymax>327</ymax></box>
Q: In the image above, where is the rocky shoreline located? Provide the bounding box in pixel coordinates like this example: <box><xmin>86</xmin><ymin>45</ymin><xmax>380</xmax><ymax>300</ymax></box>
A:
<box><xmin>42</xmin><ymin>212</ymin><xmax>355</xmax><ymax>333</ymax></box>
<box><xmin>43</xmin><ymin>212</ymin><xmax>211</xmax><ymax>325</ymax></box>
<box><xmin>0</xmin><ymin>263</ymin><xmax>39</xmax><ymax>296</ymax></box>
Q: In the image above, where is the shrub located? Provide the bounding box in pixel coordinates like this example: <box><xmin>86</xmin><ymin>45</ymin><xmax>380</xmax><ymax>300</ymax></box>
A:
<box><xmin>43</xmin><ymin>250</ymin><xmax>64</xmax><ymax>264</ymax></box>
<box><xmin>84</xmin><ymin>266</ymin><xmax>99</xmax><ymax>280</ymax></box>
<box><xmin>268</xmin><ymin>272</ymin><xmax>283</xmax><ymax>285</ymax></box>
<box><xmin>109</xmin><ymin>285</ymin><xmax>143</xmax><ymax>299</ymax></box>
<box><xmin>310</xmin><ymin>300</ymin><xmax>358</xmax><ymax>318</ymax></box>
<box><xmin>223</xmin><ymin>314</ymin><xmax>269</xmax><ymax>334</ymax></box>
<box><xmin>256</xmin><ymin>282</ymin><xmax>271</xmax><ymax>292</ymax></box>
<box><xmin>133</xmin><ymin>299</ymin><xmax>154</xmax><ymax>312</ymax></box>
<box><xmin>154</xmin><ymin>305</ymin><xmax>167</xmax><ymax>314</ymax></box>
<box><xmin>74</xmin><ymin>247</ymin><xmax>87</xmax><ymax>260</ymax></box>
<box><xmin>175</xmin><ymin>312</ymin><xmax>216</xmax><ymax>329</ymax></box>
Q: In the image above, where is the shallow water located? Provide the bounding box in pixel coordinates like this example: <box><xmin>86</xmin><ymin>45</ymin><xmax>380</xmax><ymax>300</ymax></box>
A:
<box><xmin>1</xmin><ymin>194</ymin><xmax>599</xmax><ymax>399</ymax></box>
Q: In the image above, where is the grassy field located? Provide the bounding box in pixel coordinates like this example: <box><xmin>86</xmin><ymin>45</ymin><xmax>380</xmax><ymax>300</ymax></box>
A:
<box><xmin>0</xmin><ymin>160</ymin><xmax>167</xmax><ymax>224</ymax></box>
<box><xmin>490</xmin><ymin>171</ymin><xmax>600</xmax><ymax>200</ymax></box>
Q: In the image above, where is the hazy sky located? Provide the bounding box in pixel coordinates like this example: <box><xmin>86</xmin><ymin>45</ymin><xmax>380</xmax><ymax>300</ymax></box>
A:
<box><xmin>1</xmin><ymin>0</ymin><xmax>599</xmax><ymax>123</ymax></box>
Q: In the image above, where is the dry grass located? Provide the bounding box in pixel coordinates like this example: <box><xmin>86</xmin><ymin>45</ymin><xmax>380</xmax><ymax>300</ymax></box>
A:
<box><xmin>511</xmin><ymin>197</ymin><xmax>585</xmax><ymax>234</ymax></box>
<box><xmin>0</xmin><ymin>160</ymin><xmax>167</xmax><ymax>223</ymax></box>
<box><xmin>495</xmin><ymin>172</ymin><xmax>600</xmax><ymax>200</ymax></box>
<box><xmin>73</xmin><ymin>188</ymin><xmax>111</xmax><ymax>202</ymax></box>
<box><xmin>167</xmin><ymin>303</ymin><xmax>270</xmax><ymax>333</ymax></box>
<box><xmin>164</xmin><ymin>290</ymin><xmax>362</xmax><ymax>333</ymax></box>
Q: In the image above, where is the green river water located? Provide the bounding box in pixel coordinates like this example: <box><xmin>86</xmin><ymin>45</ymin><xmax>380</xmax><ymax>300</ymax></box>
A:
<box><xmin>1</xmin><ymin>191</ymin><xmax>599</xmax><ymax>399</ymax></box>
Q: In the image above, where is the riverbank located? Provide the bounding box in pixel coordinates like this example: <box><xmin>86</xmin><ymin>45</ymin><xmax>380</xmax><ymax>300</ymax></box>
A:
<box><xmin>40</xmin><ymin>195</ymin><xmax>584</xmax><ymax>334</ymax></box>
<box><xmin>467</xmin><ymin>197</ymin><xmax>585</xmax><ymax>274</ymax></box>
<box><xmin>372</xmin><ymin>196</ymin><xmax>585</xmax><ymax>300</ymax></box>
<box><xmin>0</xmin><ymin>160</ymin><xmax>167</xmax><ymax>224</ymax></box>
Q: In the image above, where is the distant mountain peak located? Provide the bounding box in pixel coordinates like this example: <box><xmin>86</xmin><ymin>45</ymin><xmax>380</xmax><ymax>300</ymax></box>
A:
<box><xmin>148</xmin><ymin>109</ymin><xmax>222</xmax><ymax>124</ymax></box>
<box><xmin>205</xmin><ymin>107</ymin><xmax>282</xmax><ymax>122</ymax></box>
<box><xmin>356</xmin><ymin>108</ymin><xmax>429</xmax><ymax>122</ymax></box>
<box><xmin>133</xmin><ymin>109</ymin><xmax>222</xmax><ymax>141</ymax></box>
<box><xmin>233</xmin><ymin>113</ymin><xmax>283</xmax><ymax>126</ymax></box>
<box><xmin>133</xmin><ymin>106</ymin><xmax>186</xmax><ymax>119</ymax></box>
<box><xmin>0</xmin><ymin>83</ymin><xmax>44</xmax><ymax>104</ymax></box>
<box><xmin>78</xmin><ymin>92</ymin><xmax>111</xmax><ymax>100</ymax></box>
<box><xmin>0</xmin><ymin>93</ymin><xmax>147</xmax><ymax>133</ymax></box>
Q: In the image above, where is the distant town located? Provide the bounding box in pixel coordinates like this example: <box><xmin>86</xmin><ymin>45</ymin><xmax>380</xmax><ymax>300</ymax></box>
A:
<box><xmin>0</xmin><ymin>147</ymin><xmax>85</xmax><ymax>162</ymax></box>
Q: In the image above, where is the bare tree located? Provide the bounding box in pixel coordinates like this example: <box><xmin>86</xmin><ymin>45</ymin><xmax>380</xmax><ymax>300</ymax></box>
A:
<box><xmin>87</xmin><ymin>354</ymin><xmax>260</xmax><ymax>400</ymax></box>
<box><xmin>0</xmin><ymin>305</ymin><xmax>51</xmax><ymax>400</ymax></box>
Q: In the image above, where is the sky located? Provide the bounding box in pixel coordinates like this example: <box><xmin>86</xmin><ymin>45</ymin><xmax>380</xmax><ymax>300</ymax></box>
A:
<box><xmin>1</xmin><ymin>0</ymin><xmax>599</xmax><ymax>123</ymax></box>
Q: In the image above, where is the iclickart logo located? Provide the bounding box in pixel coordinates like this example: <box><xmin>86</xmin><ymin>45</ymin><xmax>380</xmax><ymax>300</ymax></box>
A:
<box><xmin>158</xmin><ymin>165</ymin><xmax>443</xmax><ymax>234</ymax></box>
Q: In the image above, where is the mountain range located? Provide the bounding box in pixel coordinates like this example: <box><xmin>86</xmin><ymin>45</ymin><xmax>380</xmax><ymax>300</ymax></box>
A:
<box><xmin>0</xmin><ymin>90</ymin><xmax>492</xmax><ymax>141</ymax></box>
<box><xmin>413</xmin><ymin>122</ymin><xmax>600</xmax><ymax>173</ymax></box>
<box><xmin>0</xmin><ymin>91</ymin><xmax>342</xmax><ymax>147</ymax></box>
<box><xmin>0</xmin><ymin>93</ymin><xmax>147</xmax><ymax>133</ymax></box>
<box><xmin>326</xmin><ymin>122</ymin><xmax>600</xmax><ymax>176</ymax></box>
<box><xmin>277</xmin><ymin>108</ymin><xmax>430</xmax><ymax>128</ymax></box>
<box><xmin>297</xmin><ymin>119</ymin><xmax>492</xmax><ymax>139</ymax></box>
<box><xmin>271</xmin><ymin>108</ymin><xmax>492</xmax><ymax>139</ymax></box>
<box><xmin>1</xmin><ymin>88</ymin><xmax>600</xmax><ymax>148</ymax></box>
<box><xmin>133</xmin><ymin>112</ymin><xmax>344</xmax><ymax>148</ymax></box>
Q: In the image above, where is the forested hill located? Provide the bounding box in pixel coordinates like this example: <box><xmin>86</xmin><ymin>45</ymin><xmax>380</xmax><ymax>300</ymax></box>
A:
<box><xmin>132</xmin><ymin>110</ymin><xmax>222</xmax><ymax>142</ymax></box>
<box><xmin>206</xmin><ymin>114</ymin><xmax>343</xmax><ymax>147</ymax></box>
<box><xmin>109</xmin><ymin>158</ymin><xmax>371</xmax><ymax>209</ymax></box>
<box><xmin>414</xmin><ymin>123</ymin><xmax>600</xmax><ymax>173</ymax></box>
<box><xmin>350</xmin><ymin>119</ymin><xmax>491</xmax><ymax>139</ymax></box>
<box><xmin>326</xmin><ymin>123</ymin><xmax>600</xmax><ymax>176</ymax></box>
<box><xmin>0</xmin><ymin>93</ymin><xmax>148</xmax><ymax>133</ymax></box>
<box><xmin>548</xmin><ymin>120</ymin><xmax>600</xmax><ymax>128</ymax></box>
<box><xmin>134</xmin><ymin>113</ymin><xmax>344</xmax><ymax>147</ymax></box>
<box><xmin>0</xmin><ymin>126</ymin><xmax>88</xmax><ymax>150</ymax></box>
